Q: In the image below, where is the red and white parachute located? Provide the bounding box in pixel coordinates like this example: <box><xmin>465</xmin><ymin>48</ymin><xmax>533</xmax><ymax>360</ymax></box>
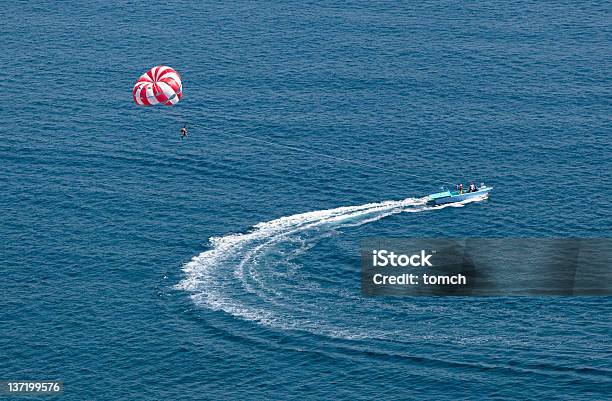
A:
<box><xmin>132</xmin><ymin>66</ymin><xmax>183</xmax><ymax>106</ymax></box>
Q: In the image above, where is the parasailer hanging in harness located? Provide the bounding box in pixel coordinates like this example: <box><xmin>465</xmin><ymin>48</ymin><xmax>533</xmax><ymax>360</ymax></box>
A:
<box><xmin>180</xmin><ymin>123</ymin><xmax>188</xmax><ymax>139</ymax></box>
<box><xmin>133</xmin><ymin>66</ymin><xmax>187</xmax><ymax>140</ymax></box>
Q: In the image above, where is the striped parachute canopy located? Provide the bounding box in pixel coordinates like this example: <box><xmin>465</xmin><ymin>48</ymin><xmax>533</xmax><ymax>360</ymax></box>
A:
<box><xmin>132</xmin><ymin>66</ymin><xmax>183</xmax><ymax>106</ymax></box>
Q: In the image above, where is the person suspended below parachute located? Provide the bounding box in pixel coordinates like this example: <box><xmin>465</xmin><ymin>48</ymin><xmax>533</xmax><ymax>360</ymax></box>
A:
<box><xmin>133</xmin><ymin>65</ymin><xmax>190</xmax><ymax>139</ymax></box>
<box><xmin>180</xmin><ymin>123</ymin><xmax>188</xmax><ymax>140</ymax></box>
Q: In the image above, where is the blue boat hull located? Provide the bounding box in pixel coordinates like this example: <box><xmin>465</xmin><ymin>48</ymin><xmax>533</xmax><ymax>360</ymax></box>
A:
<box><xmin>427</xmin><ymin>186</ymin><xmax>492</xmax><ymax>206</ymax></box>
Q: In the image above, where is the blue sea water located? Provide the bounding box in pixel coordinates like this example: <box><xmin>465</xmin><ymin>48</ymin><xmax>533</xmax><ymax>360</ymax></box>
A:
<box><xmin>1</xmin><ymin>1</ymin><xmax>611</xmax><ymax>399</ymax></box>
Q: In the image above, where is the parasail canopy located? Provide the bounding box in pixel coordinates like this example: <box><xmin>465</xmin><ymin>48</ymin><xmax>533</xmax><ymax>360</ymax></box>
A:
<box><xmin>133</xmin><ymin>66</ymin><xmax>182</xmax><ymax>106</ymax></box>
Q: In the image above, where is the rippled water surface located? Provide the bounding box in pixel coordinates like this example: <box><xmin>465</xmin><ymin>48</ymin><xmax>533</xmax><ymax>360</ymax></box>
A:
<box><xmin>2</xmin><ymin>1</ymin><xmax>611</xmax><ymax>399</ymax></box>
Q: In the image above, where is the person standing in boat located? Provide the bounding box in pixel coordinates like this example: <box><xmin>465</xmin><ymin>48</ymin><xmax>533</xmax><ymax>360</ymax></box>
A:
<box><xmin>469</xmin><ymin>183</ymin><xmax>477</xmax><ymax>192</ymax></box>
<box><xmin>459</xmin><ymin>183</ymin><xmax>463</xmax><ymax>194</ymax></box>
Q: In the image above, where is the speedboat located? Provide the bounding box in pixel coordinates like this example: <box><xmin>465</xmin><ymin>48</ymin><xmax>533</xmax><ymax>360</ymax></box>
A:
<box><xmin>426</xmin><ymin>184</ymin><xmax>493</xmax><ymax>206</ymax></box>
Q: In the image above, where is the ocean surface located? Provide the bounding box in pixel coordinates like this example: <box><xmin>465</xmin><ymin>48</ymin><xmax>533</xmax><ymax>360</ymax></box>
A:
<box><xmin>2</xmin><ymin>1</ymin><xmax>611</xmax><ymax>399</ymax></box>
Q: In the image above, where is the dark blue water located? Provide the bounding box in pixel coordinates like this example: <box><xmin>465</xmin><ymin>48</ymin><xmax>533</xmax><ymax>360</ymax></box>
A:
<box><xmin>2</xmin><ymin>1</ymin><xmax>611</xmax><ymax>399</ymax></box>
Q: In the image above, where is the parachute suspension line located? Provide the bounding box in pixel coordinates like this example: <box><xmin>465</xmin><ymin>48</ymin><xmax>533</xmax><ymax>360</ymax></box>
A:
<box><xmin>131</xmin><ymin>67</ymin><xmax>456</xmax><ymax>186</ymax></box>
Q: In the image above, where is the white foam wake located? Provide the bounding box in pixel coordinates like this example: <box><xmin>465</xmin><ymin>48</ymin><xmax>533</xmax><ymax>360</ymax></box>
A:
<box><xmin>177</xmin><ymin>194</ymin><xmax>486</xmax><ymax>334</ymax></box>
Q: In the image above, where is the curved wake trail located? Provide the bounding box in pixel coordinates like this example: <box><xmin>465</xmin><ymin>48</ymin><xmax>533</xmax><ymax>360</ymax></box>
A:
<box><xmin>177</xmin><ymin>195</ymin><xmax>486</xmax><ymax>336</ymax></box>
